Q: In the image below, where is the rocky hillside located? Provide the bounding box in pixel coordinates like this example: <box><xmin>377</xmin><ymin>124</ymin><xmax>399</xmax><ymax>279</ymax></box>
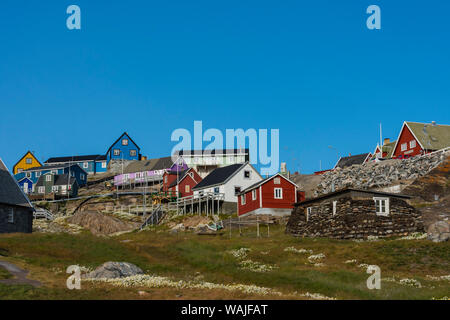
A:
<box><xmin>314</xmin><ymin>151</ymin><xmax>449</xmax><ymax>197</ymax></box>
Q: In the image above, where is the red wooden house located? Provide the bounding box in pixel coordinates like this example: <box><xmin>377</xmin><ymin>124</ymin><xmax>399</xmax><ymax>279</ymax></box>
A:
<box><xmin>237</xmin><ymin>173</ymin><xmax>303</xmax><ymax>217</ymax></box>
<box><xmin>164</xmin><ymin>168</ymin><xmax>202</xmax><ymax>198</ymax></box>
<box><xmin>391</xmin><ymin>121</ymin><xmax>450</xmax><ymax>159</ymax></box>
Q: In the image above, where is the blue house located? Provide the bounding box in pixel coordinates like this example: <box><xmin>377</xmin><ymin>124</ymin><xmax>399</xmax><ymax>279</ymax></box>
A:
<box><xmin>14</xmin><ymin>164</ymin><xmax>88</xmax><ymax>187</ymax></box>
<box><xmin>17</xmin><ymin>177</ymin><xmax>33</xmax><ymax>194</ymax></box>
<box><xmin>106</xmin><ymin>132</ymin><xmax>141</xmax><ymax>161</ymax></box>
<box><xmin>44</xmin><ymin>155</ymin><xmax>108</xmax><ymax>175</ymax></box>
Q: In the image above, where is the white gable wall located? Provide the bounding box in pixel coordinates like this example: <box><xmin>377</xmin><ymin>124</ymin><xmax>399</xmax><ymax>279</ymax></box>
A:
<box><xmin>193</xmin><ymin>163</ymin><xmax>262</xmax><ymax>203</ymax></box>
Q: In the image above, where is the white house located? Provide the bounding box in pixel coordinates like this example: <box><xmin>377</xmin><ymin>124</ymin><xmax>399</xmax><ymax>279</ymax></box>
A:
<box><xmin>192</xmin><ymin>162</ymin><xmax>262</xmax><ymax>203</ymax></box>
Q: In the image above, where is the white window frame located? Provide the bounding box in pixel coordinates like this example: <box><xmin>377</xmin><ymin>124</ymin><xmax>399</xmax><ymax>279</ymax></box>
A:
<box><xmin>130</xmin><ymin>149</ymin><xmax>137</xmax><ymax>157</ymax></box>
<box><xmin>26</xmin><ymin>172</ymin><xmax>31</xmax><ymax>178</ymax></box>
<box><xmin>306</xmin><ymin>207</ymin><xmax>312</xmax><ymax>221</ymax></box>
<box><xmin>38</xmin><ymin>186</ymin><xmax>45</xmax><ymax>194</ymax></box>
<box><xmin>83</xmin><ymin>162</ymin><xmax>89</xmax><ymax>169</ymax></box>
<box><xmin>36</xmin><ymin>171</ymin><xmax>41</xmax><ymax>177</ymax></box>
<box><xmin>274</xmin><ymin>177</ymin><xmax>281</xmax><ymax>185</ymax></box>
<box><xmin>244</xmin><ymin>170</ymin><xmax>251</xmax><ymax>179</ymax></box>
<box><xmin>252</xmin><ymin>189</ymin><xmax>257</xmax><ymax>200</ymax></box>
<box><xmin>241</xmin><ymin>194</ymin><xmax>246</xmax><ymax>205</ymax></box>
<box><xmin>52</xmin><ymin>185</ymin><xmax>59</xmax><ymax>192</ymax></box>
<box><xmin>332</xmin><ymin>201</ymin><xmax>337</xmax><ymax>216</ymax></box>
<box><xmin>274</xmin><ymin>188</ymin><xmax>283</xmax><ymax>199</ymax></box>
<box><xmin>26</xmin><ymin>158</ymin><xmax>32</xmax><ymax>164</ymax></box>
<box><xmin>7</xmin><ymin>208</ymin><xmax>14</xmax><ymax>223</ymax></box>
<box><xmin>374</xmin><ymin>197</ymin><xmax>390</xmax><ymax>216</ymax></box>
<box><xmin>185</xmin><ymin>185</ymin><xmax>190</xmax><ymax>193</ymax></box>
<box><xmin>401</xmin><ymin>143</ymin><xmax>407</xmax><ymax>151</ymax></box>
<box><xmin>45</xmin><ymin>175</ymin><xmax>52</xmax><ymax>182</ymax></box>
<box><xmin>101</xmin><ymin>161</ymin><xmax>107</xmax><ymax>168</ymax></box>
<box><xmin>214</xmin><ymin>187</ymin><xmax>220</xmax><ymax>194</ymax></box>
<box><xmin>122</xmin><ymin>139</ymin><xmax>129</xmax><ymax>146</ymax></box>
<box><xmin>113</xmin><ymin>149</ymin><xmax>120</xmax><ymax>156</ymax></box>
<box><xmin>80</xmin><ymin>174</ymin><xmax>85</xmax><ymax>180</ymax></box>
<box><xmin>410</xmin><ymin>140</ymin><xmax>416</xmax><ymax>149</ymax></box>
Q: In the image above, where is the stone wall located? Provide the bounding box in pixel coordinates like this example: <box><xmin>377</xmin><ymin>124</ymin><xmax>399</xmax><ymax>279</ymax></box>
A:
<box><xmin>286</xmin><ymin>197</ymin><xmax>423</xmax><ymax>239</ymax></box>
<box><xmin>315</xmin><ymin>152</ymin><xmax>449</xmax><ymax>197</ymax></box>
<box><xmin>0</xmin><ymin>204</ymin><xmax>33</xmax><ymax>234</ymax></box>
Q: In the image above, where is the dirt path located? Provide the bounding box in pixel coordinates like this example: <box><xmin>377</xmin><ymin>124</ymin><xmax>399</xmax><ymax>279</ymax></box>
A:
<box><xmin>0</xmin><ymin>260</ymin><xmax>41</xmax><ymax>287</ymax></box>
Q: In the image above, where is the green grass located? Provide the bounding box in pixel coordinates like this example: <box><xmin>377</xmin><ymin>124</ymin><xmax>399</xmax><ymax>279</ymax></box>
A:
<box><xmin>0</xmin><ymin>267</ymin><xmax>12</xmax><ymax>280</ymax></box>
<box><xmin>0</xmin><ymin>225</ymin><xmax>449</xmax><ymax>300</ymax></box>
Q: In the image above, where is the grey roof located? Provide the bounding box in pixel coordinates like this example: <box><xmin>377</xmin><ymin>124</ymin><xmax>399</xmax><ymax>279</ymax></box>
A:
<box><xmin>54</xmin><ymin>174</ymin><xmax>77</xmax><ymax>186</ymax></box>
<box><xmin>0</xmin><ymin>159</ymin><xmax>33</xmax><ymax>208</ymax></box>
<box><xmin>335</xmin><ymin>153</ymin><xmax>370</xmax><ymax>169</ymax></box>
<box><xmin>45</xmin><ymin>154</ymin><xmax>106</xmax><ymax>163</ymax></box>
<box><xmin>123</xmin><ymin>156</ymin><xmax>174</xmax><ymax>174</ymax></box>
<box><xmin>173</xmin><ymin>149</ymin><xmax>249</xmax><ymax>156</ymax></box>
<box><xmin>193</xmin><ymin>163</ymin><xmax>245</xmax><ymax>190</ymax></box>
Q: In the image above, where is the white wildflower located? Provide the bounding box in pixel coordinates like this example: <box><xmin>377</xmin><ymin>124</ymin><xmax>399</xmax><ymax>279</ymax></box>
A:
<box><xmin>284</xmin><ymin>247</ymin><xmax>313</xmax><ymax>254</ymax></box>
<box><xmin>307</xmin><ymin>253</ymin><xmax>325</xmax><ymax>263</ymax></box>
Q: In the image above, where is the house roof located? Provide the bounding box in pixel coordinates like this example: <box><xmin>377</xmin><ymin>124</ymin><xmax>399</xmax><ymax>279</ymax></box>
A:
<box><xmin>167</xmin><ymin>169</ymin><xmax>191</xmax><ymax>188</ymax></box>
<box><xmin>404</xmin><ymin>122</ymin><xmax>450</xmax><ymax>151</ymax></box>
<box><xmin>193</xmin><ymin>163</ymin><xmax>248</xmax><ymax>190</ymax></box>
<box><xmin>239</xmin><ymin>173</ymin><xmax>299</xmax><ymax>194</ymax></box>
<box><xmin>294</xmin><ymin>188</ymin><xmax>411</xmax><ymax>206</ymax></box>
<box><xmin>45</xmin><ymin>154</ymin><xmax>106</xmax><ymax>163</ymax></box>
<box><xmin>371</xmin><ymin>140</ymin><xmax>397</xmax><ymax>160</ymax></box>
<box><xmin>173</xmin><ymin>149</ymin><xmax>249</xmax><ymax>156</ymax></box>
<box><xmin>0</xmin><ymin>158</ymin><xmax>33</xmax><ymax>209</ymax></box>
<box><xmin>107</xmin><ymin>132</ymin><xmax>141</xmax><ymax>154</ymax></box>
<box><xmin>334</xmin><ymin>153</ymin><xmax>370</xmax><ymax>169</ymax></box>
<box><xmin>24</xmin><ymin>163</ymin><xmax>88</xmax><ymax>174</ymax></box>
<box><xmin>123</xmin><ymin>156</ymin><xmax>174</xmax><ymax>174</ymax></box>
<box><xmin>54</xmin><ymin>174</ymin><xmax>77</xmax><ymax>186</ymax></box>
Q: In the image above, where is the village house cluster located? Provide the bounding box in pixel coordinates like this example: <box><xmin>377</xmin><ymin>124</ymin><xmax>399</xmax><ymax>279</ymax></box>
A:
<box><xmin>0</xmin><ymin>121</ymin><xmax>449</xmax><ymax>236</ymax></box>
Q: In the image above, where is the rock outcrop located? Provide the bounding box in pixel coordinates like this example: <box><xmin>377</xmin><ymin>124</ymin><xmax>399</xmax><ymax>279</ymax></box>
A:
<box><xmin>84</xmin><ymin>262</ymin><xmax>143</xmax><ymax>279</ymax></box>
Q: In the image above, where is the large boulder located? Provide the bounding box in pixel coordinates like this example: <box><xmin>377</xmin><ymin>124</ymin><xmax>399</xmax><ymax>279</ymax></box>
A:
<box><xmin>427</xmin><ymin>221</ymin><xmax>450</xmax><ymax>243</ymax></box>
<box><xmin>84</xmin><ymin>262</ymin><xmax>143</xmax><ymax>279</ymax></box>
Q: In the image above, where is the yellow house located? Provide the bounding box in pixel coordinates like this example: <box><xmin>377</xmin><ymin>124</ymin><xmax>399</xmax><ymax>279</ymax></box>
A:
<box><xmin>13</xmin><ymin>151</ymin><xmax>42</xmax><ymax>174</ymax></box>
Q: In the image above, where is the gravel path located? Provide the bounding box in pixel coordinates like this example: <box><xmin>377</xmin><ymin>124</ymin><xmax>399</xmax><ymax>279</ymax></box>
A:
<box><xmin>0</xmin><ymin>260</ymin><xmax>41</xmax><ymax>287</ymax></box>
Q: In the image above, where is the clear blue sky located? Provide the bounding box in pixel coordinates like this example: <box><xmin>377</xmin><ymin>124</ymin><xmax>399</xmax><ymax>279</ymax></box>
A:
<box><xmin>1</xmin><ymin>0</ymin><xmax>449</xmax><ymax>174</ymax></box>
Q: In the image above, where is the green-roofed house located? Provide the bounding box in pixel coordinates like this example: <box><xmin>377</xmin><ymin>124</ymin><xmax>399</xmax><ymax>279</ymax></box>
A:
<box><xmin>391</xmin><ymin>121</ymin><xmax>450</xmax><ymax>159</ymax></box>
<box><xmin>371</xmin><ymin>138</ymin><xmax>397</xmax><ymax>160</ymax></box>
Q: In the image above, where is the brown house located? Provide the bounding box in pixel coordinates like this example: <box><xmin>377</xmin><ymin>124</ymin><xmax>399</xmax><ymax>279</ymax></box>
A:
<box><xmin>286</xmin><ymin>188</ymin><xmax>423</xmax><ymax>239</ymax></box>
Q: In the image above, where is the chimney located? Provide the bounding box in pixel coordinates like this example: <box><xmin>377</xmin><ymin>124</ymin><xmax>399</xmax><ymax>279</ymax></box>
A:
<box><xmin>348</xmin><ymin>153</ymin><xmax>352</xmax><ymax>156</ymax></box>
<box><xmin>383</xmin><ymin>138</ymin><xmax>390</xmax><ymax>145</ymax></box>
<box><xmin>141</xmin><ymin>156</ymin><xmax>147</xmax><ymax>161</ymax></box>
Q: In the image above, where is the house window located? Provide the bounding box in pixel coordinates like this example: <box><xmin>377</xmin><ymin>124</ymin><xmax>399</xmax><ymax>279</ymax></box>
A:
<box><xmin>214</xmin><ymin>187</ymin><xmax>220</xmax><ymax>194</ymax></box>
<box><xmin>185</xmin><ymin>185</ymin><xmax>190</xmax><ymax>193</ymax></box>
<box><xmin>38</xmin><ymin>186</ymin><xmax>45</xmax><ymax>194</ymax></box>
<box><xmin>306</xmin><ymin>207</ymin><xmax>312</xmax><ymax>221</ymax></box>
<box><xmin>274</xmin><ymin>177</ymin><xmax>281</xmax><ymax>185</ymax></box>
<box><xmin>52</xmin><ymin>186</ymin><xmax>59</xmax><ymax>192</ymax></box>
<box><xmin>234</xmin><ymin>186</ymin><xmax>241</xmax><ymax>195</ymax></box>
<box><xmin>401</xmin><ymin>143</ymin><xmax>407</xmax><ymax>152</ymax></box>
<box><xmin>113</xmin><ymin>149</ymin><xmax>120</xmax><ymax>156</ymax></box>
<box><xmin>46</xmin><ymin>175</ymin><xmax>52</xmax><ymax>182</ymax></box>
<box><xmin>165</xmin><ymin>176</ymin><xmax>168</xmax><ymax>183</ymax></box>
<box><xmin>274</xmin><ymin>188</ymin><xmax>283</xmax><ymax>199</ymax></box>
<box><xmin>26</xmin><ymin>158</ymin><xmax>32</xmax><ymax>164</ymax></box>
<box><xmin>244</xmin><ymin>170</ymin><xmax>251</xmax><ymax>179</ymax></box>
<box><xmin>252</xmin><ymin>189</ymin><xmax>257</xmax><ymax>200</ymax></box>
<box><xmin>241</xmin><ymin>195</ymin><xmax>246</xmax><ymax>205</ymax></box>
<box><xmin>122</xmin><ymin>139</ymin><xmax>129</xmax><ymax>146</ymax></box>
<box><xmin>374</xmin><ymin>197</ymin><xmax>390</xmax><ymax>216</ymax></box>
<box><xmin>83</xmin><ymin>162</ymin><xmax>89</xmax><ymax>169</ymax></box>
<box><xmin>7</xmin><ymin>208</ymin><xmax>14</xmax><ymax>223</ymax></box>
<box><xmin>332</xmin><ymin>201</ymin><xmax>337</xmax><ymax>216</ymax></box>
<box><xmin>36</xmin><ymin>172</ymin><xmax>41</xmax><ymax>177</ymax></box>
<box><xmin>410</xmin><ymin>140</ymin><xmax>416</xmax><ymax>148</ymax></box>
<box><xmin>26</xmin><ymin>172</ymin><xmax>31</xmax><ymax>178</ymax></box>
<box><xmin>130</xmin><ymin>149</ymin><xmax>137</xmax><ymax>157</ymax></box>
<box><xmin>101</xmin><ymin>162</ymin><xmax>107</xmax><ymax>168</ymax></box>
<box><xmin>80</xmin><ymin>174</ymin><xmax>85</xmax><ymax>180</ymax></box>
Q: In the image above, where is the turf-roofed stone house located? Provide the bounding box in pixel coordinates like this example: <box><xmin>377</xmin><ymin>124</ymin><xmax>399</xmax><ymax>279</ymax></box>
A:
<box><xmin>14</xmin><ymin>163</ymin><xmax>88</xmax><ymax>187</ymax></box>
<box><xmin>286</xmin><ymin>188</ymin><xmax>423</xmax><ymax>239</ymax></box>
<box><xmin>237</xmin><ymin>173</ymin><xmax>304</xmax><ymax>217</ymax></box>
<box><xmin>391</xmin><ymin>121</ymin><xmax>450</xmax><ymax>159</ymax></box>
<box><xmin>192</xmin><ymin>162</ymin><xmax>262</xmax><ymax>213</ymax></box>
<box><xmin>163</xmin><ymin>168</ymin><xmax>203</xmax><ymax>198</ymax></box>
<box><xmin>0</xmin><ymin>159</ymin><xmax>34</xmax><ymax>234</ymax></box>
<box><xmin>114</xmin><ymin>156</ymin><xmax>187</xmax><ymax>188</ymax></box>
<box><xmin>12</xmin><ymin>151</ymin><xmax>42</xmax><ymax>175</ymax></box>
<box><xmin>44</xmin><ymin>154</ymin><xmax>107</xmax><ymax>175</ymax></box>
<box><xmin>334</xmin><ymin>153</ymin><xmax>371</xmax><ymax>169</ymax></box>
<box><xmin>173</xmin><ymin>149</ymin><xmax>249</xmax><ymax>178</ymax></box>
<box><xmin>107</xmin><ymin>132</ymin><xmax>141</xmax><ymax>162</ymax></box>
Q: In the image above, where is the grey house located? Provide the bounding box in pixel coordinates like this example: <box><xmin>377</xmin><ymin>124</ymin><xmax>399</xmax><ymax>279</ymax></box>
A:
<box><xmin>0</xmin><ymin>158</ymin><xmax>34</xmax><ymax>233</ymax></box>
